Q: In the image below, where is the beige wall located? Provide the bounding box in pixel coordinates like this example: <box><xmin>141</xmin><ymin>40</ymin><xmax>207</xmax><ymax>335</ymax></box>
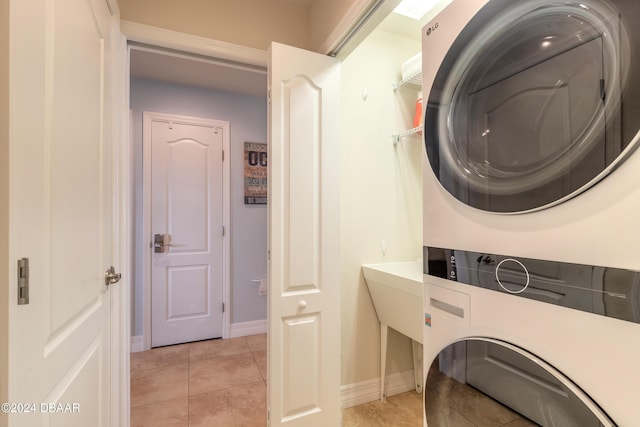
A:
<box><xmin>0</xmin><ymin>0</ymin><xmax>9</xmax><ymax>422</ymax></box>
<box><xmin>341</xmin><ymin>28</ymin><xmax>422</xmax><ymax>386</ymax></box>
<box><xmin>119</xmin><ymin>0</ymin><xmax>311</xmax><ymax>51</ymax></box>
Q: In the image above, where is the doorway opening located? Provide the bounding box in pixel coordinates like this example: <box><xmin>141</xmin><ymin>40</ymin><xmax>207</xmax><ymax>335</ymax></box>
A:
<box><xmin>127</xmin><ymin>43</ymin><xmax>270</xmax><ymax>423</ymax></box>
<box><xmin>128</xmin><ymin>44</ymin><xmax>268</xmax><ymax>350</ymax></box>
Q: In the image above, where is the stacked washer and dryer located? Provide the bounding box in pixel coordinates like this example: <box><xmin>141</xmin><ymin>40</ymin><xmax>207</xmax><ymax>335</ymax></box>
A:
<box><xmin>421</xmin><ymin>0</ymin><xmax>640</xmax><ymax>425</ymax></box>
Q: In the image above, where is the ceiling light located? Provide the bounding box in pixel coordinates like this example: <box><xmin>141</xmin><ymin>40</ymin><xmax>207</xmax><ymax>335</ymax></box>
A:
<box><xmin>393</xmin><ymin>0</ymin><xmax>440</xmax><ymax>20</ymax></box>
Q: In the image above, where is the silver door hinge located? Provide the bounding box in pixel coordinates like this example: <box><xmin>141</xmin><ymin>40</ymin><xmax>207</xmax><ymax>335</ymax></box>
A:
<box><xmin>222</xmin><ymin>150</ymin><xmax>225</xmax><ymax>161</ymax></box>
<box><xmin>222</xmin><ymin>302</ymin><xmax>225</xmax><ymax>313</ymax></box>
<box><xmin>17</xmin><ymin>258</ymin><xmax>29</xmax><ymax>305</ymax></box>
<box><xmin>222</xmin><ymin>226</ymin><xmax>226</xmax><ymax>236</ymax></box>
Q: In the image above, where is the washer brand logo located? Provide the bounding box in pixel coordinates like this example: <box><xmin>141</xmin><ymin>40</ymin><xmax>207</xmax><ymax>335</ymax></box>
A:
<box><xmin>426</xmin><ymin>23</ymin><xmax>439</xmax><ymax>36</ymax></box>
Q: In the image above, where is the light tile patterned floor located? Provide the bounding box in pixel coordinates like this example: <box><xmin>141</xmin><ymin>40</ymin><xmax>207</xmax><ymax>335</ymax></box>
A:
<box><xmin>342</xmin><ymin>391</ymin><xmax>423</xmax><ymax>426</ymax></box>
<box><xmin>130</xmin><ymin>333</ymin><xmax>423</xmax><ymax>426</ymax></box>
<box><xmin>130</xmin><ymin>334</ymin><xmax>267</xmax><ymax>427</ymax></box>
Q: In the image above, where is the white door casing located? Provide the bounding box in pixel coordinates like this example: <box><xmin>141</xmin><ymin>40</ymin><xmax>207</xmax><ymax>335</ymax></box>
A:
<box><xmin>8</xmin><ymin>0</ymin><xmax>118</xmax><ymax>425</ymax></box>
<box><xmin>144</xmin><ymin>112</ymin><xmax>229</xmax><ymax>347</ymax></box>
<box><xmin>268</xmin><ymin>42</ymin><xmax>341</xmax><ymax>426</ymax></box>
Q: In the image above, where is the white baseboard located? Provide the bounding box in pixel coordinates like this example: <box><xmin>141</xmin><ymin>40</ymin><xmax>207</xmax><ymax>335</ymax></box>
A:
<box><xmin>130</xmin><ymin>335</ymin><xmax>145</xmax><ymax>353</ymax></box>
<box><xmin>229</xmin><ymin>319</ymin><xmax>267</xmax><ymax>338</ymax></box>
<box><xmin>129</xmin><ymin>320</ymin><xmax>267</xmax><ymax>352</ymax></box>
<box><xmin>341</xmin><ymin>370</ymin><xmax>417</xmax><ymax>409</ymax></box>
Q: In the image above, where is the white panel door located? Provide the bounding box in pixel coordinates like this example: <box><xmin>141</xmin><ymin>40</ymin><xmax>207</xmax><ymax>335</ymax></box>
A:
<box><xmin>8</xmin><ymin>0</ymin><xmax>117</xmax><ymax>425</ymax></box>
<box><xmin>145</xmin><ymin>112</ymin><xmax>226</xmax><ymax>347</ymax></box>
<box><xmin>268</xmin><ymin>42</ymin><xmax>341</xmax><ymax>427</ymax></box>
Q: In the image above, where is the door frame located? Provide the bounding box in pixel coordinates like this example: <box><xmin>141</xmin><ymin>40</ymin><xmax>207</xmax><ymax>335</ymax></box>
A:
<box><xmin>113</xmin><ymin>26</ymin><xmax>133</xmax><ymax>426</ymax></box>
<box><xmin>142</xmin><ymin>111</ymin><xmax>231</xmax><ymax>348</ymax></box>
<box><xmin>123</xmin><ymin>23</ymin><xmax>269</xmax><ymax>351</ymax></box>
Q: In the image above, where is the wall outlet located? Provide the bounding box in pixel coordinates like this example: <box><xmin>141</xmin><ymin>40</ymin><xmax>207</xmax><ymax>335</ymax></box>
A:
<box><xmin>259</xmin><ymin>282</ymin><xmax>267</xmax><ymax>296</ymax></box>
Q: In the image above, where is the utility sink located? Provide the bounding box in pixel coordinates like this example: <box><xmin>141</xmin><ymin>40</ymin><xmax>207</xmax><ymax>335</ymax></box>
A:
<box><xmin>362</xmin><ymin>260</ymin><xmax>424</xmax><ymax>401</ymax></box>
<box><xmin>362</xmin><ymin>261</ymin><xmax>423</xmax><ymax>343</ymax></box>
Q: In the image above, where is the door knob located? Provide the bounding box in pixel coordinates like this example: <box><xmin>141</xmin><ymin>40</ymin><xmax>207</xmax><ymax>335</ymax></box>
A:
<box><xmin>298</xmin><ymin>300</ymin><xmax>308</xmax><ymax>309</ymax></box>
<box><xmin>105</xmin><ymin>266</ymin><xmax>122</xmax><ymax>286</ymax></box>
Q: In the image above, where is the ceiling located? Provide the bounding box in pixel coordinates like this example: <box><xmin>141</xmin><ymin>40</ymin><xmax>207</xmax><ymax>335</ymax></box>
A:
<box><xmin>129</xmin><ymin>48</ymin><xmax>268</xmax><ymax>97</ymax></box>
<box><xmin>128</xmin><ymin>4</ymin><xmax>431</xmax><ymax>97</ymax></box>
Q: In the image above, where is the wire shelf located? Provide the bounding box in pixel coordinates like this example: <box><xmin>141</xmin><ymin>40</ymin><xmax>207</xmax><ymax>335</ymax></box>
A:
<box><xmin>392</xmin><ymin>71</ymin><xmax>422</xmax><ymax>90</ymax></box>
<box><xmin>391</xmin><ymin>125</ymin><xmax>423</xmax><ymax>144</ymax></box>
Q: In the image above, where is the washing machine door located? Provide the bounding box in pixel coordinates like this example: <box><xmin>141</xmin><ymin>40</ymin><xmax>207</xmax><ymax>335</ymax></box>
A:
<box><xmin>424</xmin><ymin>0</ymin><xmax>640</xmax><ymax>213</ymax></box>
<box><xmin>426</xmin><ymin>338</ymin><xmax>615</xmax><ymax>426</ymax></box>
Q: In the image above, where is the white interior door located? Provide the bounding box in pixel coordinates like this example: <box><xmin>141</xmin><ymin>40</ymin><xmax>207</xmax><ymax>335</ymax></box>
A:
<box><xmin>144</xmin><ymin>112</ymin><xmax>227</xmax><ymax>347</ymax></box>
<box><xmin>268</xmin><ymin>42</ymin><xmax>341</xmax><ymax>427</ymax></box>
<box><xmin>7</xmin><ymin>0</ymin><xmax>118</xmax><ymax>425</ymax></box>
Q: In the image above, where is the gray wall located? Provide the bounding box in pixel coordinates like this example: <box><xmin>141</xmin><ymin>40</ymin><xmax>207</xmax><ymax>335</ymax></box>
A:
<box><xmin>130</xmin><ymin>77</ymin><xmax>268</xmax><ymax>336</ymax></box>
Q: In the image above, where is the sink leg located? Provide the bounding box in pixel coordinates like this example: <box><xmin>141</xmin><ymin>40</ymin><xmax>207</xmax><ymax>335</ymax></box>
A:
<box><xmin>412</xmin><ymin>339</ymin><xmax>423</xmax><ymax>393</ymax></box>
<box><xmin>380</xmin><ymin>323</ymin><xmax>388</xmax><ymax>402</ymax></box>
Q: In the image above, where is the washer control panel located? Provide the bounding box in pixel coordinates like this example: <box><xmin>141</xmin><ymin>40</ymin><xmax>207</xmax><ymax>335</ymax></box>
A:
<box><xmin>424</xmin><ymin>246</ymin><xmax>640</xmax><ymax>325</ymax></box>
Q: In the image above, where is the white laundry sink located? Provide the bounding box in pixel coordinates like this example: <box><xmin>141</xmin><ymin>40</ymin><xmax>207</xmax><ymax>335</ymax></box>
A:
<box><xmin>362</xmin><ymin>260</ymin><xmax>424</xmax><ymax>400</ymax></box>
<box><xmin>362</xmin><ymin>260</ymin><xmax>423</xmax><ymax>343</ymax></box>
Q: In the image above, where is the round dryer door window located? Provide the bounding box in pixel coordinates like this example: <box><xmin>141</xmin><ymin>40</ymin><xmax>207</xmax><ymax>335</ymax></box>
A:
<box><xmin>424</xmin><ymin>0</ymin><xmax>640</xmax><ymax>213</ymax></box>
<box><xmin>426</xmin><ymin>339</ymin><xmax>615</xmax><ymax>426</ymax></box>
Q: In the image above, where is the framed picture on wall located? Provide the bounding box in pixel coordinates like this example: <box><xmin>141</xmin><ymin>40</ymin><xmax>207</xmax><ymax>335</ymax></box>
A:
<box><xmin>244</xmin><ymin>142</ymin><xmax>267</xmax><ymax>204</ymax></box>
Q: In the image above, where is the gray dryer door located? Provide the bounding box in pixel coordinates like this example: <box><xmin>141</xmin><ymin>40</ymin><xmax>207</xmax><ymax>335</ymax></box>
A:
<box><xmin>426</xmin><ymin>338</ymin><xmax>614</xmax><ymax>426</ymax></box>
<box><xmin>424</xmin><ymin>0</ymin><xmax>640</xmax><ymax>213</ymax></box>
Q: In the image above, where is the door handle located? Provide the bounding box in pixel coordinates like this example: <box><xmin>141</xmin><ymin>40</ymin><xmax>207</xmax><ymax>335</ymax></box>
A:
<box><xmin>105</xmin><ymin>266</ymin><xmax>122</xmax><ymax>286</ymax></box>
<box><xmin>153</xmin><ymin>233</ymin><xmax>176</xmax><ymax>253</ymax></box>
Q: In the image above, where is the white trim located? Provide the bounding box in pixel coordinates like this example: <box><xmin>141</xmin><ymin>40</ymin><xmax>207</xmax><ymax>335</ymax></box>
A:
<box><xmin>229</xmin><ymin>319</ymin><xmax>268</xmax><ymax>338</ymax></box>
<box><xmin>142</xmin><ymin>111</ymin><xmax>232</xmax><ymax>349</ymax></box>
<box><xmin>112</xmin><ymin>20</ymin><xmax>131</xmax><ymax>427</ymax></box>
<box><xmin>129</xmin><ymin>44</ymin><xmax>267</xmax><ymax>77</ymax></box>
<box><xmin>315</xmin><ymin>0</ymin><xmax>375</xmax><ymax>55</ymax></box>
<box><xmin>340</xmin><ymin>370</ymin><xmax>417</xmax><ymax>409</ymax></box>
<box><xmin>332</xmin><ymin>0</ymin><xmax>403</xmax><ymax>60</ymax></box>
<box><xmin>104</xmin><ymin>0</ymin><xmax>119</xmax><ymax>16</ymax></box>
<box><xmin>131</xmin><ymin>319</ymin><xmax>266</xmax><ymax>351</ymax></box>
<box><xmin>130</xmin><ymin>335</ymin><xmax>145</xmax><ymax>353</ymax></box>
<box><xmin>341</xmin><ymin>377</ymin><xmax>380</xmax><ymax>409</ymax></box>
<box><xmin>121</xmin><ymin>20</ymin><xmax>268</xmax><ymax>68</ymax></box>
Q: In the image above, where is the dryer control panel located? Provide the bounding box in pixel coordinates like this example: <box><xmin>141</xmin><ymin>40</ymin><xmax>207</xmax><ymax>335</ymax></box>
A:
<box><xmin>424</xmin><ymin>246</ymin><xmax>640</xmax><ymax>325</ymax></box>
